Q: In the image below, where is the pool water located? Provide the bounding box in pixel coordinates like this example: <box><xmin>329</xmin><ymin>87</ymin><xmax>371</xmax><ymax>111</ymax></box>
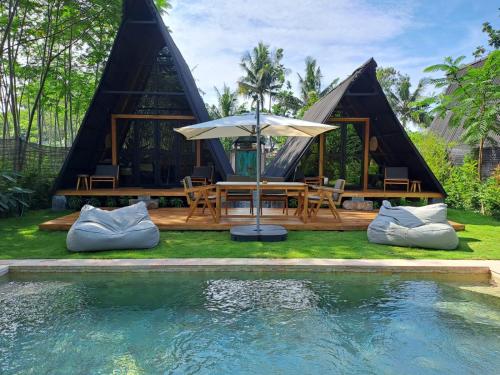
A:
<box><xmin>1</xmin><ymin>272</ymin><xmax>499</xmax><ymax>374</ymax></box>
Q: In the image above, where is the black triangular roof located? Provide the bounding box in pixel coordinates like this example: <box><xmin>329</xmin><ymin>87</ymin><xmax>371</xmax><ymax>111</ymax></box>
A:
<box><xmin>53</xmin><ymin>0</ymin><xmax>232</xmax><ymax>190</ymax></box>
<box><xmin>264</xmin><ymin>58</ymin><xmax>445</xmax><ymax>195</ymax></box>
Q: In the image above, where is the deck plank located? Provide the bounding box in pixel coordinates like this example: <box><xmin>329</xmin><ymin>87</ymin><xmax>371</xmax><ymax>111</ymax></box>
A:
<box><xmin>39</xmin><ymin>208</ymin><xmax>465</xmax><ymax>232</ymax></box>
<box><xmin>55</xmin><ymin>188</ymin><xmax>444</xmax><ymax>199</ymax></box>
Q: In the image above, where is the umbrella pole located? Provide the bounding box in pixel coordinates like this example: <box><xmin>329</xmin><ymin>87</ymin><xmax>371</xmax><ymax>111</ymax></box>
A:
<box><xmin>255</xmin><ymin>100</ymin><xmax>261</xmax><ymax>233</ymax></box>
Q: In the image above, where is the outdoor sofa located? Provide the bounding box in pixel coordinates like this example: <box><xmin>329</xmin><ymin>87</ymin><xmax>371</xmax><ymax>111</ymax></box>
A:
<box><xmin>67</xmin><ymin>201</ymin><xmax>159</xmax><ymax>252</ymax></box>
<box><xmin>367</xmin><ymin>200</ymin><xmax>458</xmax><ymax>250</ymax></box>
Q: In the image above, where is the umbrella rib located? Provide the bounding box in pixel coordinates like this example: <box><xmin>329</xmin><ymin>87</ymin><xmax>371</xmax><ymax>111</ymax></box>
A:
<box><xmin>237</xmin><ymin>125</ymin><xmax>253</xmax><ymax>134</ymax></box>
<box><xmin>259</xmin><ymin>124</ymin><xmax>271</xmax><ymax>133</ymax></box>
<box><xmin>188</xmin><ymin>127</ymin><xmax>216</xmax><ymax>140</ymax></box>
<box><xmin>289</xmin><ymin>125</ymin><xmax>316</xmax><ymax>137</ymax></box>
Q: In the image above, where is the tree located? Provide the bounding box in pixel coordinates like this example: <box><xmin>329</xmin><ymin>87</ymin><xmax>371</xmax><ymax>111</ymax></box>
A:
<box><xmin>207</xmin><ymin>84</ymin><xmax>246</xmax><ymax>152</ymax></box>
<box><xmin>297</xmin><ymin>57</ymin><xmax>322</xmax><ymax>104</ymax></box>
<box><xmin>238</xmin><ymin>42</ymin><xmax>285</xmax><ymax>111</ymax></box>
<box><xmin>474</xmin><ymin>18</ymin><xmax>500</xmax><ymax>59</ymax></box>
<box><xmin>297</xmin><ymin>56</ymin><xmax>338</xmax><ymax>105</ymax></box>
<box><xmin>271</xmin><ymin>81</ymin><xmax>302</xmax><ymax>117</ymax></box>
<box><xmin>208</xmin><ymin>84</ymin><xmax>240</xmax><ymax>119</ymax></box>
<box><xmin>376</xmin><ymin>67</ymin><xmax>433</xmax><ymax>128</ymax></box>
<box><xmin>424</xmin><ymin>51</ymin><xmax>500</xmax><ymax>178</ymax></box>
<box><xmin>0</xmin><ymin>0</ymin><xmax>171</xmax><ymax>171</ymax></box>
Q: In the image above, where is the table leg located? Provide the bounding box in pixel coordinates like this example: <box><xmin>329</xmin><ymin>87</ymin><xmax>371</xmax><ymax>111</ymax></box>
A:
<box><xmin>204</xmin><ymin>190</ymin><xmax>216</xmax><ymax>221</ymax></box>
<box><xmin>302</xmin><ymin>187</ymin><xmax>308</xmax><ymax>223</ymax></box>
<box><xmin>216</xmin><ymin>185</ymin><xmax>221</xmax><ymax>223</ymax></box>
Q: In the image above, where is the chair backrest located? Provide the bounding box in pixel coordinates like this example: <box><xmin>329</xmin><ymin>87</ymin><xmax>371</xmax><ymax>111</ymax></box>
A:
<box><xmin>94</xmin><ymin>164</ymin><xmax>119</xmax><ymax>178</ymax></box>
<box><xmin>192</xmin><ymin>166</ymin><xmax>213</xmax><ymax>180</ymax></box>
<box><xmin>332</xmin><ymin>179</ymin><xmax>345</xmax><ymax>203</ymax></box>
<box><xmin>303</xmin><ymin>176</ymin><xmax>322</xmax><ymax>187</ymax></box>
<box><xmin>226</xmin><ymin>175</ymin><xmax>254</xmax><ymax>194</ymax></box>
<box><xmin>261</xmin><ymin>176</ymin><xmax>285</xmax><ymax>194</ymax></box>
<box><xmin>385</xmin><ymin>167</ymin><xmax>408</xmax><ymax>179</ymax></box>
<box><xmin>226</xmin><ymin>175</ymin><xmax>254</xmax><ymax>182</ymax></box>
<box><xmin>182</xmin><ymin>176</ymin><xmax>195</xmax><ymax>202</ymax></box>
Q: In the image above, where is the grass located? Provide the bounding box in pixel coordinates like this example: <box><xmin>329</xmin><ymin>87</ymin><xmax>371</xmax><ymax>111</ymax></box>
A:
<box><xmin>0</xmin><ymin>209</ymin><xmax>498</xmax><ymax>260</ymax></box>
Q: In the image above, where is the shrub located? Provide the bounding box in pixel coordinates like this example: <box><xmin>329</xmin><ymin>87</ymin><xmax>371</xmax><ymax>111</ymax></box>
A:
<box><xmin>105</xmin><ymin>197</ymin><xmax>117</xmax><ymax>207</ymax></box>
<box><xmin>0</xmin><ymin>171</ymin><xmax>33</xmax><ymax>216</ymax></box>
<box><xmin>169</xmin><ymin>198</ymin><xmax>184</xmax><ymax>208</ymax></box>
<box><xmin>86</xmin><ymin>197</ymin><xmax>101</xmax><ymax>207</ymax></box>
<box><xmin>118</xmin><ymin>197</ymin><xmax>130</xmax><ymax>207</ymax></box>
<box><xmin>480</xmin><ymin>177</ymin><xmax>500</xmax><ymax>218</ymax></box>
<box><xmin>67</xmin><ymin>196</ymin><xmax>83</xmax><ymax>210</ymax></box>
<box><xmin>409</xmin><ymin>131</ymin><xmax>452</xmax><ymax>183</ymax></box>
<box><xmin>444</xmin><ymin>157</ymin><xmax>481</xmax><ymax>211</ymax></box>
<box><xmin>18</xmin><ymin>172</ymin><xmax>54</xmax><ymax>210</ymax></box>
<box><xmin>159</xmin><ymin>197</ymin><xmax>168</xmax><ymax>208</ymax></box>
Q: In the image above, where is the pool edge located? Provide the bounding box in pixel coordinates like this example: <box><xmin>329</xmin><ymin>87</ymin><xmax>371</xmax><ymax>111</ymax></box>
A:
<box><xmin>0</xmin><ymin>265</ymin><xmax>8</xmax><ymax>277</ymax></box>
<box><xmin>0</xmin><ymin>258</ymin><xmax>498</xmax><ymax>275</ymax></box>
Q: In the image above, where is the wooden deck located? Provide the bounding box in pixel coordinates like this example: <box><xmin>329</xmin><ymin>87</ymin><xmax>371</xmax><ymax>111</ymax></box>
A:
<box><xmin>39</xmin><ymin>207</ymin><xmax>465</xmax><ymax>232</ymax></box>
<box><xmin>55</xmin><ymin>187</ymin><xmax>444</xmax><ymax>199</ymax></box>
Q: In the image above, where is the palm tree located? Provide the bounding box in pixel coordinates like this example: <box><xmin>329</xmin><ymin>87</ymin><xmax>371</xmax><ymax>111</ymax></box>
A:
<box><xmin>297</xmin><ymin>57</ymin><xmax>322</xmax><ymax>103</ymax></box>
<box><xmin>238</xmin><ymin>42</ymin><xmax>271</xmax><ymax>110</ymax></box>
<box><xmin>387</xmin><ymin>75</ymin><xmax>432</xmax><ymax>128</ymax></box>
<box><xmin>208</xmin><ymin>84</ymin><xmax>239</xmax><ymax>119</ymax></box>
<box><xmin>297</xmin><ymin>56</ymin><xmax>339</xmax><ymax>104</ymax></box>
<box><xmin>267</xmin><ymin>47</ymin><xmax>287</xmax><ymax>111</ymax></box>
<box><xmin>377</xmin><ymin>67</ymin><xmax>433</xmax><ymax>128</ymax></box>
<box><xmin>238</xmin><ymin>42</ymin><xmax>286</xmax><ymax>111</ymax></box>
<box><xmin>208</xmin><ymin>84</ymin><xmax>246</xmax><ymax>152</ymax></box>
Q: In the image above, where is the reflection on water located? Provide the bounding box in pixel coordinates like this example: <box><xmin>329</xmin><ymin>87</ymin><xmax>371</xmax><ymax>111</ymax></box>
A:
<box><xmin>0</xmin><ymin>272</ymin><xmax>499</xmax><ymax>375</ymax></box>
<box><xmin>204</xmin><ymin>279</ymin><xmax>319</xmax><ymax>312</ymax></box>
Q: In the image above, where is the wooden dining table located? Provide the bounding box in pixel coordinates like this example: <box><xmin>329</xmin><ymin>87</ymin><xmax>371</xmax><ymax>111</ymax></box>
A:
<box><xmin>215</xmin><ymin>181</ymin><xmax>309</xmax><ymax>223</ymax></box>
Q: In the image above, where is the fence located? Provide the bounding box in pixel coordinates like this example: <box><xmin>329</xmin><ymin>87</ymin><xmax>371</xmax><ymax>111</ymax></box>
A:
<box><xmin>0</xmin><ymin>139</ymin><xmax>69</xmax><ymax>177</ymax></box>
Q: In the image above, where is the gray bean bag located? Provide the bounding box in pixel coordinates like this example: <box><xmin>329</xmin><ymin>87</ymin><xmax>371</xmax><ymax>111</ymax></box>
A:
<box><xmin>367</xmin><ymin>201</ymin><xmax>459</xmax><ymax>250</ymax></box>
<box><xmin>67</xmin><ymin>202</ymin><xmax>160</xmax><ymax>252</ymax></box>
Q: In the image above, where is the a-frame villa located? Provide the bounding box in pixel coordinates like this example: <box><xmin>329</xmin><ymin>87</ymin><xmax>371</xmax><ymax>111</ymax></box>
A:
<box><xmin>53</xmin><ymin>0</ymin><xmax>232</xmax><ymax>195</ymax></box>
<box><xmin>44</xmin><ymin>28</ymin><xmax>457</xmax><ymax>231</ymax></box>
<box><xmin>264</xmin><ymin>58</ymin><xmax>445</xmax><ymax>200</ymax></box>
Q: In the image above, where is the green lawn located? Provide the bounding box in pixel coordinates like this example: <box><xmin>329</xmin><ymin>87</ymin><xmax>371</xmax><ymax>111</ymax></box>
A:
<box><xmin>0</xmin><ymin>209</ymin><xmax>498</xmax><ymax>260</ymax></box>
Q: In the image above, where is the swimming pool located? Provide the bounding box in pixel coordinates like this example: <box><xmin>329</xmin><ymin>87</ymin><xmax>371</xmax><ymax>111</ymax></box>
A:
<box><xmin>1</xmin><ymin>272</ymin><xmax>499</xmax><ymax>374</ymax></box>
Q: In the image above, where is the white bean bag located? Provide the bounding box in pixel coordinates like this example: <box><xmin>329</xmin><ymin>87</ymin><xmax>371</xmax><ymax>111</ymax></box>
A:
<box><xmin>367</xmin><ymin>201</ymin><xmax>459</xmax><ymax>250</ymax></box>
<box><xmin>67</xmin><ymin>202</ymin><xmax>160</xmax><ymax>252</ymax></box>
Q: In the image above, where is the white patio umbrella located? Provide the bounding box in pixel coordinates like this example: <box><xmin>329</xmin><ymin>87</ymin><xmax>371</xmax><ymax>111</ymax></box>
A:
<box><xmin>175</xmin><ymin>112</ymin><xmax>337</xmax><ymax>140</ymax></box>
<box><xmin>174</xmin><ymin>105</ymin><xmax>337</xmax><ymax>241</ymax></box>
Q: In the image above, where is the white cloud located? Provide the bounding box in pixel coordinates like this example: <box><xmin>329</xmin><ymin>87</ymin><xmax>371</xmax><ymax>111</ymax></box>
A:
<box><xmin>161</xmin><ymin>0</ymin><xmax>486</xmax><ymax>106</ymax></box>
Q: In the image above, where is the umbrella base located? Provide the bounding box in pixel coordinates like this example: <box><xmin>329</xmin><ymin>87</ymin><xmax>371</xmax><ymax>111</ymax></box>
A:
<box><xmin>230</xmin><ymin>224</ymin><xmax>288</xmax><ymax>242</ymax></box>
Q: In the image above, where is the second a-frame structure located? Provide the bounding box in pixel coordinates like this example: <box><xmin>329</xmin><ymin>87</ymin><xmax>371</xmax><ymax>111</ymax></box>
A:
<box><xmin>53</xmin><ymin>0</ymin><xmax>232</xmax><ymax>190</ymax></box>
<box><xmin>265</xmin><ymin>58</ymin><xmax>445</xmax><ymax>196</ymax></box>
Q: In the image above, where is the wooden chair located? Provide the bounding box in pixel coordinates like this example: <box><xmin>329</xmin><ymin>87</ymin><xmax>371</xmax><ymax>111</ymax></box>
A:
<box><xmin>182</xmin><ymin>176</ymin><xmax>216</xmax><ymax>222</ymax></box>
<box><xmin>260</xmin><ymin>176</ymin><xmax>288</xmax><ymax>215</ymax></box>
<box><xmin>225</xmin><ymin>175</ymin><xmax>254</xmax><ymax>215</ymax></box>
<box><xmin>294</xmin><ymin>170</ymin><xmax>323</xmax><ymax>187</ymax></box>
<box><xmin>191</xmin><ymin>165</ymin><xmax>214</xmax><ymax>185</ymax></box>
<box><xmin>90</xmin><ymin>165</ymin><xmax>119</xmax><ymax>189</ymax></box>
<box><xmin>298</xmin><ymin>179</ymin><xmax>345</xmax><ymax>221</ymax></box>
<box><xmin>383</xmin><ymin>167</ymin><xmax>409</xmax><ymax>191</ymax></box>
<box><xmin>303</xmin><ymin>176</ymin><xmax>323</xmax><ymax>186</ymax></box>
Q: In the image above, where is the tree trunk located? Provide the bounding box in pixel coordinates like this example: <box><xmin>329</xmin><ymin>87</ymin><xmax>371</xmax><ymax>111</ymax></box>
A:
<box><xmin>478</xmin><ymin>137</ymin><xmax>484</xmax><ymax>181</ymax></box>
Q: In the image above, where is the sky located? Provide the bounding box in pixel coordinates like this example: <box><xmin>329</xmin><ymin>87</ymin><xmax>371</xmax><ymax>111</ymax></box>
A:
<box><xmin>163</xmin><ymin>0</ymin><xmax>499</xmax><ymax>106</ymax></box>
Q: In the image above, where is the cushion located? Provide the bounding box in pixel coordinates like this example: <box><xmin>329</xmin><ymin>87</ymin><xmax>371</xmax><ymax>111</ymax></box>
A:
<box><xmin>367</xmin><ymin>200</ymin><xmax>458</xmax><ymax>250</ymax></box>
<box><xmin>66</xmin><ymin>202</ymin><xmax>160</xmax><ymax>252</ymax></box>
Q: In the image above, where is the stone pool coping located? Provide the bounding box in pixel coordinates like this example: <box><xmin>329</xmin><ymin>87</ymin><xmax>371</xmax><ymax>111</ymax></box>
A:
<box><xmin>0</xmin><ymin>259</ymin><xmax>499</xmax><ymax>280</ymax></box>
